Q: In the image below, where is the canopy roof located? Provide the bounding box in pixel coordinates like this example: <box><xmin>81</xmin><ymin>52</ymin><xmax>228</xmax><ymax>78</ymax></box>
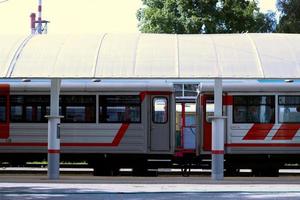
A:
<box><xmin>0</xmin><ymin>33</ymin><xmax>299</xmax><ymax>79</ymax></box>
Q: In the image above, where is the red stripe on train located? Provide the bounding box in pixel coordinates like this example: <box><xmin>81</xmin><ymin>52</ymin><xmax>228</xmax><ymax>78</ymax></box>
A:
<box><xmin>242</xmin><ymin>124</ymin><xmax>273</xmax><ymax>140</ymax></box>
<box><xmin>226</xmin><ymin>143</ymin><xmax>300</xmax><ymax>147</ymax></box>
<box><xmin>0</xmin><ymin>123</ymin><xmax>130</xmax><ymax>147</ymax></box>
<box><xmin>272</xmin><ymin>124</ymin><xmax>300</xmax><ymax>140</ymax></box>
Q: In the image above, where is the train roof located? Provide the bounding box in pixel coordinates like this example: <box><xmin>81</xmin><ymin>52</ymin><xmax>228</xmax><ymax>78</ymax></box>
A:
<box><xmin>199</xmin><ymin>82</ymin><xmax>300</xmax><ymax>92</ymax></box>
<box><xmin>4</xmin><ymin>82</ymin><xmax>174</xmax><ymax>92</ymax></box>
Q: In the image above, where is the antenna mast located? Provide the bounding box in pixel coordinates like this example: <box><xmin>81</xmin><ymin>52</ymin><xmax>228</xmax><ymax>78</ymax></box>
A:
<box><xmin>30</xmin><ymin>0</ymin><xmax>49</xmax><ymax>34</ymax></box>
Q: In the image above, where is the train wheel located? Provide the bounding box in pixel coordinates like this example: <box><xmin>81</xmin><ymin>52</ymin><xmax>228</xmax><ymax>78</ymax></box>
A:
<box><xmin>181</xmin><ymin>163</ymin><xmax>191</xmax><ymax>177</ymax></box>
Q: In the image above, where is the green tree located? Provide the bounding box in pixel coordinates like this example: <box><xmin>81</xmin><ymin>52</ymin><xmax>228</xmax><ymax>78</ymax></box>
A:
<box><xmin>277</xmin><ymin>0</ymin><xmax>300</xmax><ymax>33</ymax></box>
<box><xmin>137</xmin><ymin>0</ymin><xmax>276</xmax><ymax>34</ymax></box>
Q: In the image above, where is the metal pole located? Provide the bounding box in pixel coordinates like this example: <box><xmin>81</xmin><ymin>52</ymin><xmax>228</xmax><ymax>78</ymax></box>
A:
<box><xmin>47</xmin><ymin>79</ymin><xmax>61</xmax><ymax>180</ymax></box>
<box><xmin>37</xmin><ymin>0</ymin><xmax>42</xmax><ymax>34</ymax></box>
<box><xmin>211</xmin><ymin>78</ymin><xmax>224</xmax><ymax>180</ymax></box>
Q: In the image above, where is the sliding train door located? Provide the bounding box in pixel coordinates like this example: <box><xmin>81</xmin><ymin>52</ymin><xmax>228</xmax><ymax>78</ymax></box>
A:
<box><xmin>150</xmin><ymin>95</ymin><xmax>170</xmax><ymax>151</ymax></box>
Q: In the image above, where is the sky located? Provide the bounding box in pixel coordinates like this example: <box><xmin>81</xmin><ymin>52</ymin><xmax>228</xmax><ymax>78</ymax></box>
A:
<box><xmin>0</xmin><ymin>0</ymin><xmax>277</xmax><ymax>34</ymax></box>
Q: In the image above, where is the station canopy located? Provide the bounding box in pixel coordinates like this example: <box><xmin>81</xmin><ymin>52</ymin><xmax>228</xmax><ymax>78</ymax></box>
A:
<box><xmin>0</xmin><ymin>33</ymin><xmax>299</xmax><ymax>79</ymax></box>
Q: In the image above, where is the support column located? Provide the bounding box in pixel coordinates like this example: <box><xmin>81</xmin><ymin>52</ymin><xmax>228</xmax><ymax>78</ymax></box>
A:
<box><xmin>47</xmin><ymin>79</ymin><xmax>61</xmax><ymax>180</ymax></box>
<box><xmin>211</xmin><ymin>78</ymin><xmax>225</xmax><ymax>180</ymax></box>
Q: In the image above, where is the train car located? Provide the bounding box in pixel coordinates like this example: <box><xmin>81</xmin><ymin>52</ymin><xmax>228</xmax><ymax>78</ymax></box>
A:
<box><xmin>196</xmin><ymin>81</ymin><xmax>300</xmax><ymax>176</ymax></box>
<box><xmin>0</xmin><ymin>82</ymin><xmax>175</xmax><ymax>175</ymax></box>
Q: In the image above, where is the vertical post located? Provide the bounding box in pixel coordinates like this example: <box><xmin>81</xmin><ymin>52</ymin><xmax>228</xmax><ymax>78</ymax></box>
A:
<box><xmin>37</xmin><ymin>0</ymin><xmax>42</xmax><ymax>34</ymax></box>
<box><xmin>48</xmin><ymin>79</ymin><xmax>61</xmax><ymax>180</ymax></box>
<box><xmin>181</xmin><ymin>102</ymin><xmax>185</xmax><ymax>148</ymax></box>
<box><xmin>211</xmin><ymin>78</ymin><xmax>224</xmax><ymax>180</ymax></box>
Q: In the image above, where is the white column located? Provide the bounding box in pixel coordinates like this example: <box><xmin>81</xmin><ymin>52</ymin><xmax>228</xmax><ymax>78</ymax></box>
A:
<box><xmin>211</xmin><ymin>78</ymin><xmax>225</xmax><ymax>180</ymax></box>
<box><xmin>47</xmin><ymin>79</ymin><xmax>61</xmax><ymax>180</ymax></box>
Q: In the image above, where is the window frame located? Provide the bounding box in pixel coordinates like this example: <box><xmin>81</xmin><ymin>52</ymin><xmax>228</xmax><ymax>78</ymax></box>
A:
<box><xmin>278</xmin><ymin>95</ymin><xmax>300</xmax><ymax>124</ymax></box>
<box><xmin>152</xmin><ymin>96</ymin><xmax>168</xmax><ymax>124</ymax></box>
<box><xmin>10</xmin><ymin>95</ymin><xmax>50</xmax><ymax>123</ymax></box>
<box><xmin>60</xmin><ymin>95</ymin><xmax>96</xmax><ymax>123</ymax></box>
<box><xmin>99</xmin><ymin>95</ymin><xmax>141</xmax><ymax>123</ymax></box>
<box><xmin>232</xmin><ymin>95</ymin><xmax>275</xmax><ymax>124</ymax></box>
<box><xmin>0</xmin><ymin>96</ymin><xmax>7</xmax><ymax>123</ymax></box>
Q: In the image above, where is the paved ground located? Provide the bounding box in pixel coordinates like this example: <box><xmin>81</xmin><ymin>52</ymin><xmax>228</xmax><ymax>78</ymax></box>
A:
<box><xmin>1</xmin><ymin>175</ymin><xmax>300</xmax><ymax>199</ymax></box>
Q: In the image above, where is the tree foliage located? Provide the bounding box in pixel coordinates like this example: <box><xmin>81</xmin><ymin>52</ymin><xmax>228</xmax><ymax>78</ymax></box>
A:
<box><xmin>277</xmin><ymin>0</ymin><xmax>300</xmax><ymax>33</ymax></box>
<box><xmin>137</xmin><ymin>0</ymin><xmax>276</xmax><ymax>34</ymax></box>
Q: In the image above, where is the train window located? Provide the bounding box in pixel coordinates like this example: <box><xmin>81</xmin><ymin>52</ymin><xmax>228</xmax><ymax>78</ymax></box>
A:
<box><xmin>233</xmin><ymin>96</ymin><xmax>275</xmax><ymax>123</ymax></box>
<box><xmin>205</xmin><ymin>102</ymin><xmax>215</xmax><ymax>123</ymax></box>
<box><xmin>10</xmin><ymin>95</ymin><xmax>50</xmax><ymax>122</ymax></box>
<box><xmin>205</xmin><ymin>100</ymin><xmax>226</xmax><ymax>123</ymax></box>
<box><xmin>0</xmin><ymin>96</ymin><xmax>6</xmax><ymax>122</ymax></box>
<box><xmin>278</xmin><ymin>96</ymin><xmax>300</xmax><ymax>123</ymax></box>
<box><xmin>153</xmin><ymin>97</ymin><xmax>168</xmax><ymax>123</ymax></box>
<box><xmin>99</xmin><ymin>95</ymin><xmax>141</xmax><ymax>123</ymax></box>
<box><xmin>61</xmin><ymin>95</ymin><xmax>96</xmax><ymax>123</ymax></box>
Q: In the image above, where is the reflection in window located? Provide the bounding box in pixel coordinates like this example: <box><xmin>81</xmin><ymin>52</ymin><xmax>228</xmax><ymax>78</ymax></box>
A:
<box><xmin>153</xmin><ymin>97</ymin><xmax>168</xmax><ymax>123</ymax></box>
<box><xmin>233</xmin><ymin>96</ymin><xmax>275</xmax><ymax>123</ymax></box>
<box><xmin>10</xmin><ymin>95</ymin><xmax>49</xmax><ymax>122</ymax></box>
<box><xmin>0</xmin><ymin>96</ymin><xmax>6</xmax><ymax>122</ymax></box>
<box><xmin>99</xmin><ymin>95</ymin><xmax>141</xmax><ymax>123</ymax></box>
<box><xmin>61</xmin><ymin>96</ymin><xmax>96</xmax><ymax>123</ymax></box>
<box><xmin>279</xmin><ymin>96</ymin><xmax>300</xmax><ymax>123</ymax></box>
<box><xmin>11</xmin><ymin>106</ymin><xmax>23</xmax><ymax>121</ymax></box>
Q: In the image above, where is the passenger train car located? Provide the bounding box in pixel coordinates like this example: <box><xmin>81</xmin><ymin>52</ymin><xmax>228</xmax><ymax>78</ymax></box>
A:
<box><xmin>0</xmin><ymin>82</ymin><xmax>175</xmax><ymax>175</ymax></box>
<box><xmin>1</xmin><ymin>81</ymin><xmax>300</xmax><ymax>176</ymax></box>
<box><xmin>196</xmin><ymin>82</ymin><xmax>300</xmax><ymax>176</ymax></box>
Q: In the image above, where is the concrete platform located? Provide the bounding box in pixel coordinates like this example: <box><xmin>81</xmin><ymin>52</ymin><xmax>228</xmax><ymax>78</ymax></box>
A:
<box><xmin>1</xmin><ymin>175</ymin><xmax>300</xmax><ymax>200</ymax></box>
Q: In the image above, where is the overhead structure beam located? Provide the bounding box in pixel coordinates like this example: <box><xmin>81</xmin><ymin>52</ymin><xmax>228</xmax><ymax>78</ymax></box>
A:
<box><xmin>47</xmin><ymin>79</ymin><xmax>61</xmax><ymax>180</ymax></box>
<box><xmin>211</xmin><ymin>78</ymin><xmax>225</xmax><ymax>180</ymax></box>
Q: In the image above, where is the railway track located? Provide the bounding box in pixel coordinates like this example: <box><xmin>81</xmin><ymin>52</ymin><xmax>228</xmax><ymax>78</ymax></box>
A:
<box><xmin>1</xmin><ymin>165</ymin><xmax>300</xmax><ymax>177</ymax></box>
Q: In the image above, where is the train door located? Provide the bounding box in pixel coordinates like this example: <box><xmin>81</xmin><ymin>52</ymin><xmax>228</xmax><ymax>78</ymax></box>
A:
<box><xmin>202</xmin><ymin>94</ymin><xmax>227</xmax><ymax>151</ymax></box>
<box><xmin>0</xmin><ymin>84</ymin><xmax>9</xmax><ymax>139</ymax></box>
<box><xmin>175</xmin><ymin>102</ymin><xmax>196</xmax><ymax>151</ymax></box>
<box><xmin>150</xmin><ymin>96</ymin><xmax>170</xmax><ymax>151</ymax></box>
<box><xmin>202</xmin><ymin>95</ymin><xmax>214</xmax><ymax>151</ymax></box>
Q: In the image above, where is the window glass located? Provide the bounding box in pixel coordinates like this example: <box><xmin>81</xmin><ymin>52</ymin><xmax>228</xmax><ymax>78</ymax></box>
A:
<box><xmin>11</xmin><ymin>95</ymin><xmax>49</xmax><ymax>123</ymax></box>
<box><xmin>184</xmin><ymin>84</ymin><xmax>198</xmax><ymax>97</ymax></box>
<box><xmin>99</xmin><ymin>95</ymin><xmax>141</xmax><ymax>123</ymax></box>
<box><xmin>153</xmin><ymin>97</ymin><xmax>168</xmax><ymax>123</ymax></box>
<box><xmin>185</xmin><ymin>103</ymin><xmax>196</xmax><ymax>126</ymax></box>
<box><xmin>233</xmin><ymin>96</ymin><xmax>275</xmax><ymax>123</ymax></box>
<box><xmin>206</xmin><ymin>102</ymin><xmax>214</xmax><ymax>123</ymax></box>
<box><xmin>233</xmin><ymin>106</ymin><xmax>247</xmax><ymax>123</ymax></box>
<box><xmin>279</xmin><ymin>96</ymin><xmax>300</xmax><ymax>123</ymax></box>
<box><xmin>11</xmin><ymin>106</ymin><xmax>23</xmax><ymax>121</ymax></box>
<box><xmin>0</xmin><ymin>96</ymin><xmax>6</xmax><ymax>122</ymax></box>
<box><xmin>174</xmin><ymin>84</ymin><xmax>183</xmax><ymax>97</ymax></box>
<box><xmin>61</xmin><ymin>96</ymin><xmax>96</xmax><ymax>123</ymax></box>
<box><xmin>204</xmin><ymin>99</ymin><xmax>226</xmax><ymax>123</ymax></box>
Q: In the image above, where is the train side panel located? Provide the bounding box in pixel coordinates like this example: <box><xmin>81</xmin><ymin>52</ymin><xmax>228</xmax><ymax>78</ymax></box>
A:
<box><xmin>0</xmin><ymin>84</ymin><xmax>175</xmax><ymax>160</ymax></box>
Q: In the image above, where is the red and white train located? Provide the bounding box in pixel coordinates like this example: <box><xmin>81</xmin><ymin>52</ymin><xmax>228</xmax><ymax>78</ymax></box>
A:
<box><xmin>1</xmin><ymin>81</ymin><xmax>300</xmax><ymax>176</ymax></box>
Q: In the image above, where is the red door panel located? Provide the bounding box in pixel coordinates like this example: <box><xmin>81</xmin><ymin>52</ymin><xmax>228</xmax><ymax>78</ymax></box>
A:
<box><xmin>202</xmin><ymin>94</ymin><xmax>229</xmax><ymax>151</ymax></box>
<box><xmin>0</xmin><ymin>84</ymin><xmax>10</xmax><ymax>139</ymax></box>
<box><xmin>202</xmin><ymin>95</ymin><xmax>213</xmax><ymax>151</ymax></box>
